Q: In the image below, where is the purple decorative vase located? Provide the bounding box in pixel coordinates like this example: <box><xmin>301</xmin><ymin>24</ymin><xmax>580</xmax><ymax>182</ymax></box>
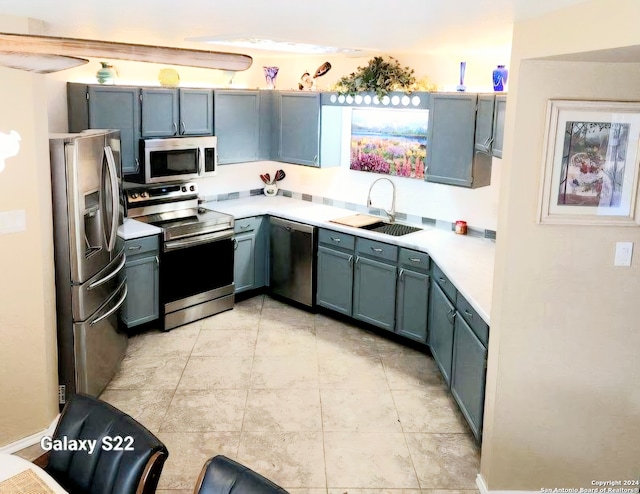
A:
<box><xmin>263</xmin><ymin>66</ymin><xmax>279</xmax><ymax>89</ymax></box>
<box><xmin>492</xmin><ymin>65</ymin><xmax>508</xmax><ymax>91</ymax></box>
<box><xmin>456</xmin><ymin>61</ymin><xmax>466</xmax><ymax>92</ymax></box>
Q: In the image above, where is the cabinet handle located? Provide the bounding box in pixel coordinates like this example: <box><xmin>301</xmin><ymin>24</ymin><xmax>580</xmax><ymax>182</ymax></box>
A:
<box><xmin>127</xmin><ymin>245</ymin><xmax>142</xmax><ymax>251</ymax></box>
<box><xmin>155</xmin><ymin>255</ymin><xmax>159</xmax><ymax>266</ymax></box>
<box><xmin>135</xmin><ymin>159</ymin><xmax>140</xmax><ymax>173</ymax></box>
<box><xmin>464</xmin><ymin>309</ymin><xmax>474</xmax><ymax>319</ymax></box>
<box><xmin>313</xmin><ymin>155</ymin><xmax>318</xmax><ymax>165</ymax></box>
<box><xmin>439</xmin><ymin>277</ymin><xmax>447</xmax><ymax>284</ymax></box>
<box><xmin>447</xmin><ymin>308</ymin><xmax>456</xmax><ymax>323</ymax></box>
<box><xmin>371</xmin><ymin>247</ymin><xmax>383</xmax><ymax>253</ymax></box>
<box><xmin>348</xmin><ymin>254</ymin><xmax>353</xmax><ymax>268</ymax></box>
<box><xmin>330</xmin><ymin>237</ymin><xmax>341</xmax><ymax>243</ymax></box>
<box><xmin>408</xmin><ymin>257</ymin><xmax>421</xmax><ymax>263</ymax></box>
<box><xmin>399</xmin><ymin>268</ymin><xmax>404</xmax><ymax>281</ymax></box>
<box><xmin>355</xmin><ymin>256</ymin><xmax>360</xmax><ymax>267</ymax></box>
<box><xmin>239</xmin><ymin>224</ymin><xmax>251</xmax><ymax>230</ymax></box>
<box><xmin>173</xmin><ymin>122</ymin><xmax>178</xmax><ymax>135</ymax></box>
<box><xmin>180</xmin><ymin>121</ymin><xmax>186</xmax><ymax>134</ymax></box>
<box><xmin>233</xmin><ymin>238</ymin><xmax>238</xmax><ymax>250</ymax></box>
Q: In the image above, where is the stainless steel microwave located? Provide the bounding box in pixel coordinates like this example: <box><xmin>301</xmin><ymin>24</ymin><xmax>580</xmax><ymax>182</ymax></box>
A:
<box><xmin>135</xmin><ymin>136</ymin><xmax>217</xmax><ymax>184</ymax></box>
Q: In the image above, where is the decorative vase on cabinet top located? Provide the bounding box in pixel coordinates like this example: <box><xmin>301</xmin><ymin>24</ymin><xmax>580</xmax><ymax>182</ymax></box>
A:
<box><xmin>492</xmin><ymin>65</ymin><xmax>508</xmax><ymax>91</ymax></box>
<box><xmin>96</xmin><ymin>62</ymin><xmax>118</xmax><ymax>84</ymax></box>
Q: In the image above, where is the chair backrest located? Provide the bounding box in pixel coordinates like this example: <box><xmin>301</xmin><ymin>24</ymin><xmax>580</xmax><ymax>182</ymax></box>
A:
<box><xmin>45</xmin><ymin>393</ymin><xmax>168</xmax><ymax>494</ymax></box>
<box><xmin>194</xmin><ymin>455</ymin><xmax>289</xmax><ymax>494</ymax></box>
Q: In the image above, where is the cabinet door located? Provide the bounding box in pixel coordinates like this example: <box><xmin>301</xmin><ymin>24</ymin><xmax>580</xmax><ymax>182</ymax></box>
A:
<box><xmin>87</xmin><ymin>86</ymin><xmax>141</xmax><ymax>175</ymax></box>
<box><xmin>492</xmin><ymin>95</ymin><xmax>507</xmax><ymax>158</ymax></box>
<box><xmin>141</xmin><ymin>88</ymin><xmax>179</xmax><ymax>137</ymax></box>
<box><xmin>396</xmin><ymin>268</ymin><xmax>429</xmax><ymax>342</ymax></box>
<box><xmin>254</xmin><ymin>217</ymin><xmax>268</xmax><ymax>289</ymax></box>
<box><xmin>353</xmin><ymin>256</ymin><xmax>396</xmax><ymax>330</ymax></box>
<box><xmin>214</xmin><ymin>90</ymin><xmax>260</xmax><ymax>163</ymax></box>
<box><xmin>428</xmin><ymin>281</ymin><xmax>456</xmax><ymax>385</ymax></box>
<box><xmin>451</xmin><ymin>314</ymin><xmax>488</xmax><ymax>442</ymax></box>
<box><xmin>316</xmin><ymin>246</ymin><xmax>353</xmax><ymax>316</ymax></box>
<box><xmin>234</xmin><ymin>232</ymin><xmax>256</xmax><ymax>293</ymax></box>
<box><xmin>474</xmin><ymin>94</ymin><xmax>495</xmax><ymax>154</ymax></box>
<box><xmin>275</xmin><ymin>92</ymin><xmax>320</xmax><ymax>166</ymax></box>
<box><xmin>180</xmin><ymin>89</ymin><xmax>213</xmax><ymax>136</ymax></box>
<box><xmin>426</xmin><ymin>93</ymin><xmax>477</xmax><ymax>187</ymax></box>
<box><xmin>122</xmin><ymin>255</ymin><xmax>159</xmax><ymax>327</ymax></box>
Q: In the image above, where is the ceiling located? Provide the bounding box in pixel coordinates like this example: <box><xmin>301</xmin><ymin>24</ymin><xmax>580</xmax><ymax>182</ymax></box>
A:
<box><xmin>2</xmin><ymin>0</ymin><xmax>591</xmax><ymax>59</ymax></box>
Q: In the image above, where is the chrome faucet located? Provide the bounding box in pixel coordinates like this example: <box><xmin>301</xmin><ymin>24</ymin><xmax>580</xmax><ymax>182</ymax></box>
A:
<box><xmin>366</xmin><ymin>177</ymin><xmax>396</xmax><ymax>223</ymax></box>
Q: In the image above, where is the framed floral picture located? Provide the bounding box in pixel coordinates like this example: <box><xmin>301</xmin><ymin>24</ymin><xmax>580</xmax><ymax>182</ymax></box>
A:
<box><xmin>538</xmin><ymin>100</ymin><xmax>640</xmax><ymax>225</ymax></box>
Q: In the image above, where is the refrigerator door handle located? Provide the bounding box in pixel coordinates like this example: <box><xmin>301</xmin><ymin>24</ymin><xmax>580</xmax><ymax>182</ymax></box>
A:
<box><xmin>88</xmin><ymin>253</ymin><xmax>126</xmax><ymax>290</ymax></box>
<box><xmin>89</xmin><ymin>282</ymin><xmax>128</xmax><ymax>327</ymax></box>
<box><xmin>103</xmin><ymin>145</ymin><xmax>119</xmax><ymax>253</ymax></box>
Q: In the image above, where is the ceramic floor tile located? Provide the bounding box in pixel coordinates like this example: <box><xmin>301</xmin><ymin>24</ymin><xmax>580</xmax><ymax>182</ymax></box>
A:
<box><xmin>176</xmin><ymin>356</ymin><xmax>253</xmax><ymax>390</ymax></box>
<box><xmin>124</xmin><ymin>326</ymin><xmax>199</xmax><ymax>361</ymax></box>
<box><xmin>421</xmin><ymin>490</ymin><xmax>480</xmax><ymax>494</ymax></box>
<box><xmin>255</xmin><ymin>323</ymin><xmax>317</xmax><ymax>356</ymax></box>
<box><xmin>243</xmin><ymin>389</ymin><xmax>322</xmax><ymax>432</ymax></box>
<box><xmin>404</xmin><ymin>433</ymin><xmax>480</xmax><ymax>489</ymax></box>
<box><xmin>319</xmin><ymin>355</ymin><xmax>389</xmax><ymax>390</ymax></box>
<box><xmin>262</xmin><ymin>296</ymin><xmax>290</xmax><ymax>309</ymax></box>
<box><xmin>328</xmin><ymin>490</ymin><xmax>421</xmax><ymax>494</ymax></box>
<box><xmin>235</xmin><ymin>294</ymin><xmax>265</xmax><ymax>311</ymax></box>
<box><xmin>392</xmin><ymin>387</ymin><xmax>468</xmax><ymax>433</ymax></box>
<box><xmin>261</xmin><ymin>306</ymin><xmax>315</xmax><ymax>329</ymax></box>
<box><xmin>382</xmin><ymin>355</ymin><xmax>444</xmax><ymax>390</ymax></box>
<box><xmin>375</xmin><ymin>336</ymin><xmax>427</xmax><ymax>359</ymax></box>
<box><xmin>160</xmin><ymin>389</ymin><xmax>247</xmax><ymax>432</ymax></box>
<box><xmin>315</xmin><ymin>320</ymin><xmax>380</xmax><ymax>358</ymax></box>
<box><xmin>251</xmin><ymin>355</ymin><xmax>319</xmax><ymax>389</ymax></box>
<box><xmin>321</xmin><ymin>389</ymin><xmax>401</xmax><ymax>432</ymax></box>
<box><xmin>191</xmin><ymin>328</ymin><xmax>258</xmax><ymax>357</ymax></box>
<box><xmin>287</xmin><ymin>489</ymin><xmax>328</xmax><ymax>494</ymax></box>
<box><xmin>99</xmin><ymin>388</ymin><xmax>174</xmax><ymax>433</ymax></box>
<box><xmin>324</xmin><ymin>432</ymin><xmax>419</xmax><ymax>489</ymax></box>
<box><xmin>200</xmin><ymin>308</ymin><xmax>261</xmax><ymax>330</ymax></box>
<box><xmin>106</xmin><ymin>356</ymin><xmax>188</xmax><ymax>390</ymax></box>
<box><xmin>237</xmin><ymin>431</ymin><xmax>326</xmax><ymax>488</ymax></box>
<box><xmin>155</xmin><ymin>431</ymin><xmax>240</xmax><ymax>490</ymax></box>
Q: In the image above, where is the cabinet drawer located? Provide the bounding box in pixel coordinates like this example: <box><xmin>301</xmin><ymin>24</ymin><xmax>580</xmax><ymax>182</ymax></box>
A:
<box><xmin>356</xmin><ymin>237</ymin><xmax>398</xmax><ymax>263</ymax></box>
<box><xmin>318</xmin><ymin>228</ymin><xmax>355</xmax><ymax>251</ymax></box>
<box><xmin>398</xmin><ymin>248</ymin><xmax>430</xmax><ymax>273</ymax></box>
<box><xmin>234</xmin><ymin>216</ymin><xmax>261</xmax><ymax>233</ymax></box>
<box><xmin>432</xmin><ymin>264</ymin><xmax>457</xmax><ymax>302</ymax></box>
<box><xmin>124</xmin><ymin>235</ymin><xmax>159</xmax><ymax>258</ymax></box>
<box><xmin>456</xmin><ymin>294</ymin><xmax>489</xmax><ymax>346</ymax></box>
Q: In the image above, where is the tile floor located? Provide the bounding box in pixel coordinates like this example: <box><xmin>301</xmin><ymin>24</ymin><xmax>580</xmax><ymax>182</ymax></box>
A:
<box><xmin>99</xmin><ymin>294</ymin><xmax>480</xmax><ymax>494</ymax></box>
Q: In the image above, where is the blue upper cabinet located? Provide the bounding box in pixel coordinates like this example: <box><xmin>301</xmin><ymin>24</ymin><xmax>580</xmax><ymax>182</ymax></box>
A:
<box><xmin>273</xmin><ymin>92</ymin><xmax>320</xmax><ymax>166</ymax></box>
<box><xmin>141</xmin><ymin>88</ymin><xmax>213</xmax><ymax>138</ymax></box>
<box><xmin>214</xmin><ymin>90</ymin><xmax>261</xmax><ymax>164</ymax></box>
<box><xmin>492</xmin><ymin>95</ymin><xmax>507</xmax><ymax>158</ymax></box>
<box><xmin>475</xmin><ymin>94</ymin><xmax>495</xmax><ymax>154</ymax></box>
<box><xmin>67</xmin><ymin>83</ymin><xmax>141</xmax><ymax>176</ymax></box>
<box><xmin>426</xmin><ymin>92</ymin><xmax>492</xmax><ymax>188</ymax></box>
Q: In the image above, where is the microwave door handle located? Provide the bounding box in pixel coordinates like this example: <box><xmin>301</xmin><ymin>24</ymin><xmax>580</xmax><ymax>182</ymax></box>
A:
<box><xmin>104</xmin><ymin>145</ymin><xmax>119</xmax><ymax>252</ymax></box>
<box><xmin>198</xmin><ymin>147</ymin><xmax>204</xmax><ymax>176</ymax></box>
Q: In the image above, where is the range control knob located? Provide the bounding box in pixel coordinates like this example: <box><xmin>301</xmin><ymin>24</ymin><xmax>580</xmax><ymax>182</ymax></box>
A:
<box><xmin>130</xmin><ymin>192</ymin><xmax>139</xmax><ymax>199</ymax></box>
<box><xmin>190</xmin><ymin>185</ymin><xmax>196</xmax><ymax>192</ymax></box>
<box><xmin>140</xmin><ymin>191</ymin><xmax>148</xmax><ymax>198</ymax></box>
<box><xmin>181</xmin><ymin>186</ymin><xmax>187</xmax><ymax>192</ymax></box>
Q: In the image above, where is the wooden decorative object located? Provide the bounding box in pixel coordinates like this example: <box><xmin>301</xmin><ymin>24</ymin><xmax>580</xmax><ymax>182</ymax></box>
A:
<box><xmin>0</xmin><ymin>51</ymin><xmax>88</xmax><ymax>73</ymax></box>
<box><xmin>0</xmin><ymin>32</ymin><xmax>253</xmax><ymax>72</ymax></box>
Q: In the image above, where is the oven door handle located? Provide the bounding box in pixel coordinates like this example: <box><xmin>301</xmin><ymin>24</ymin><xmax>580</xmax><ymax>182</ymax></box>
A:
<box><xmin>164</xmin><ymin>230</ymin><xmax>234</xmax><ymax>252</ymax></box>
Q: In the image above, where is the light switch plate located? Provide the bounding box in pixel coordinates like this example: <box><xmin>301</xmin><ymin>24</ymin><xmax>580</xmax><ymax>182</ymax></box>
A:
<box><xmin>614</xmin><ymin>241</ymin><xmax>633</xmax><ymax>267</ymax></box>
<box><xmin>0</xmin><ymin>209</ymin><xmax>26</xmax><ymax>234</ymax></box>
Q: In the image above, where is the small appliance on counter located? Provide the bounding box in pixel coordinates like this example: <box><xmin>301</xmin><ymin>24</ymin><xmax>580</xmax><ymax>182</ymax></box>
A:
<box><xmin>125</xmin><ymin>181</ymin><xmax>235</xmax><ymax>330</ymax></box>
<box><xmin>49</xmin><ymin>130</ymin><xmax>128</xmax><ymax>402</ymax></box>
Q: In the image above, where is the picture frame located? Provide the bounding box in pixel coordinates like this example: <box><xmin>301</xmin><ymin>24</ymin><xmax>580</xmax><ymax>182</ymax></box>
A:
<box><xmin>538</xmin><ymin>100</ymin><xmax>640</xmax><ymax>225</ymax></box>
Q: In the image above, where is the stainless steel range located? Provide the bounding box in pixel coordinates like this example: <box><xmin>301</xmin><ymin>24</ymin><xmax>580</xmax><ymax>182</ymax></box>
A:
<box><xmin>125</xmin><ymin>182</ymin><xmax>234</xmax><ymax>330</ymax></box>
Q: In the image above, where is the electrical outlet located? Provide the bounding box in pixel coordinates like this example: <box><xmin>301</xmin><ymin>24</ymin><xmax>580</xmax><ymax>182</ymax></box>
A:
<box><xmin>614</xmin><ymin>241</ymin><xmax>633</xmax><ymax>267</ymax></box>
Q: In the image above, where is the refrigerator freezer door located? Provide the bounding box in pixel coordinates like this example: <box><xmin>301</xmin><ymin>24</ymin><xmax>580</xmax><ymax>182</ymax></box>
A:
<box><xmin>72</xmin><ymin>278</ymin><xmax>128</xmax><ymax>397</ymax></box>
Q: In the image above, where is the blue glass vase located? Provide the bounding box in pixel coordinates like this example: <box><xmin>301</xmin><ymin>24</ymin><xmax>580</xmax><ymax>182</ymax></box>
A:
<box><xmin>456</xmin><ymin>61</ymin><xmax>466</xmax><ymax>92</ymax></box>
<box><xmin>492</xmin><ymin>65</ymin><xmax>508</xmax><ymax>91</ymax></box>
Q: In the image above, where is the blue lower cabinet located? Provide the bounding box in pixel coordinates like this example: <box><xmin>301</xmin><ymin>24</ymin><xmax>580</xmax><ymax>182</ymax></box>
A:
<box><xmin>353</xmin><ymin>256</ymin><xmax>397</xmax><ymax>331</ymax></box>
<box><xmin>396</xmin><ymin>268</ymin><xmax>430</xmax><ymax>342</ymax></box>
<box><xmin>317</xmin><ymin>246</ymin><xmax>353</xmax><ymax>316</ymax></box>
<box><xmin>451</xmin><ymin>314</ymin><xmax>487</xmax><ymax>442</ymax></box>
<box><xmin>121</xmin><ymin>236</ymin><xmax>160</xmax><ymax>328</ymax></box>
<box><xmin>428</xmin><ymin>281</ymin><xmax>456</xmax><ymax>385</ymax></box>
<box><xmin>234</xmin><ymin>232</ymin><xmax>256</xmax><ymax>293</ymax></box>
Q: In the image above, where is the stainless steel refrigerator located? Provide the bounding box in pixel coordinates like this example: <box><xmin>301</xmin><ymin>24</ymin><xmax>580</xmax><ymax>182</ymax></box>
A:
<box><xmin>49</xmin><ymin>130</ymin><xmax>128</xmax><ymax>403</ymax></box>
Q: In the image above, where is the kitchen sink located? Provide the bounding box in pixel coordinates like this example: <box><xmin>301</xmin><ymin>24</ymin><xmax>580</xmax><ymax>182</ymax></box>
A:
<box><xmin>359</xmin><ymin>221</ymin><xmax>423</xmax><ymax>236</ymax></box>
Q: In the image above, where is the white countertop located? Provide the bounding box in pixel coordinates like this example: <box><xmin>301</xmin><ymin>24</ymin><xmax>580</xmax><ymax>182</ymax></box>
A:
<box><xmin>205</xmin><ymin>196</ymin><xmax>495</xmax><ymax>324</ymax></box>
<box><xmin>118</xmin><ymin>217</ymin><xmax>162</xmax><ymax>240</ymax></box>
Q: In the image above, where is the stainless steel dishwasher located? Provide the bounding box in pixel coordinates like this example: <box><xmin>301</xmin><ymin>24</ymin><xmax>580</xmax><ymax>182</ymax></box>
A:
<box><xmin>269</xmin><ymin>217</ymin><xmax>317</xmax><ymax>307</ymax></box>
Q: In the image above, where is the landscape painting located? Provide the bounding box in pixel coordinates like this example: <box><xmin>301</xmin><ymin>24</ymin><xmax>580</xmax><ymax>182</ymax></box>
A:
<box><xmin>557</xmin><ymin>121</ymin><xmax>629</xmax><ymax>207</ymax></box>
<box><xmin>350</xmin><ymin>108</ymin><xmax>428</xmax><ymax>179</ymax></box>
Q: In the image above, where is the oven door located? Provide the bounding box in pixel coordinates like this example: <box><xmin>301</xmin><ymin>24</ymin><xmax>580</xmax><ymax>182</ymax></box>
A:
<box><xmin>160</xmin><ymin>231</ymin><xmax>234</xmax><ymax>312</ymax></box>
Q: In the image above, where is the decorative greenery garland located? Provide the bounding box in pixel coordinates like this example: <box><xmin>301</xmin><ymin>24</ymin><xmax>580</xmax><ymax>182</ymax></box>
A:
<box><xmin>332</xmin><ymin>56</ymin><xmax>438</xmax><ymax>98</ymax></box>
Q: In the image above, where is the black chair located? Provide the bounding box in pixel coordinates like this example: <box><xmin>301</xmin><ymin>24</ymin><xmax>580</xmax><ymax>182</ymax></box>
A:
<box><xmin>35</xmin><ymin>393</ymin><xmax>168</xmax><ymax>494</ymax></box>
<box><xmin>194</xmin><ymin>455</ymin><xmax>289</xmax><ymax>494</ymax></box>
